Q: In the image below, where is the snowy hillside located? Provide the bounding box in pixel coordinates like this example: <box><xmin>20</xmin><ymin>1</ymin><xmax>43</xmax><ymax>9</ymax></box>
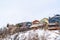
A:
<box><xmin>1</xmin><ymin>29</ymin><xmax>60</xmax><ymax>40</ymax></box>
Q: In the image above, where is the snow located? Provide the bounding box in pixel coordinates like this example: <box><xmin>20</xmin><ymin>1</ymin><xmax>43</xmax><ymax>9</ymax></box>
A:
<box><xmin>2</xmin><ymin>29</ymin><xmax>60</xmax><ymax>40</ymax></box>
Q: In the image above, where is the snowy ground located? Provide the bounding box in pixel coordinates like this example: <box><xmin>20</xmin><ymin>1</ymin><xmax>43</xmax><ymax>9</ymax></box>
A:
<box><xmin>1</xmin><ymin>29</ymin><xmax>60</xmax><ymax>40</ymax></box>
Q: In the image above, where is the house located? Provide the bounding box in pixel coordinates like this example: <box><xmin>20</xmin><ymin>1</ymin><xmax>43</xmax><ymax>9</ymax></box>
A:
<box><xmin>49</xmin><ymin>14</ymin><xmax>60</xmax><ymax>25</ymax></box>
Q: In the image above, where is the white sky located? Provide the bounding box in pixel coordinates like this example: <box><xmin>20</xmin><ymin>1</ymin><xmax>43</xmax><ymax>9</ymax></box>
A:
<box><xmin>0</xmin><ymin>0</ymin><xmax>60</xmax><ymax>28</ymax></box>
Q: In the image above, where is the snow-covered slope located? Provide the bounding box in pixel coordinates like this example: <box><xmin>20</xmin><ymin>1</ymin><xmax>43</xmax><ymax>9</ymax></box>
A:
<box><xmin>2</xmin><ymin>29</ymin><xmax>60</xmax><ymax>40</ymax></box>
